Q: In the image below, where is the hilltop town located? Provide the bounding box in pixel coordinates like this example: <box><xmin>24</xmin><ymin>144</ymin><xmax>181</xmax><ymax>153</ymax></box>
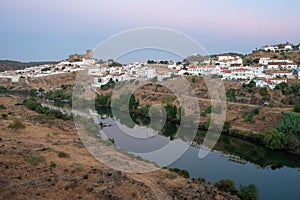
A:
<box><xmin>1</xmin><ymin>43</ymin><xmax>300</xmax><ymax>90</ymax></box>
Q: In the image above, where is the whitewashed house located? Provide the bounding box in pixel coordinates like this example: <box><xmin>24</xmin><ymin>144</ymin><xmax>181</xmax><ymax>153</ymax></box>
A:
<box><xmin>230</xmin><ymin>67</ymin><xmax>254</xmax><ymax>80</ymax></box>
<box><xmin>267</xmin><ymin>61</ymin><xmax>297</xmax><ymax>70</ymax></box>
<box><xmin>109</xmin><ymin>66</ymin><xmax>123</xmax><ymax>75</ymax></box>
<box><xmin>259</xmin><ymin>58</ymin><xmax>270</xmax><ymax>65</ymax></box>
<box><xmin>265</xmin><ymin>69</ymin><xmax>294</xmax><ymax>78</ymax></box>
<box><xmin>249</xmin><ymin>64</ymin><xmax>265</xmax><ymax>77</ymax></box>
<box><xmin>137</xmin><ymin>67</ymin><xmax>156</xmax><ymax>79</ymax></box>
<box><xmin>187</xmin><ymin>65</ymin><xmax>220</xmax><ymax>76</ymax></box>
<box><xmin>263</xmin><ymin>45</ymin><xmax>278</xmax><ymax>52</ymax></box>
<box><xmin>220</xmin><ymin>69</ymin><xmax>232</xmax><ymax>80</ymax></box>
<box><xmin>255</xmin><ymin>78</ymin><xmax>287</xmax><ymax>90</ymax></box>
<box><xmin>217</xmin><ymin>55</ymin><xmax>243</xmax><ymax>68</ymax></box>
<box><xmin>297</xmin><ymin>67</ymin><xmax>300</xmax><ymax>80</ymax></box>
<box><xmin>284</xmin><ymin>44</ymin><xmax>293</xmax><ymax>51</ymax></box>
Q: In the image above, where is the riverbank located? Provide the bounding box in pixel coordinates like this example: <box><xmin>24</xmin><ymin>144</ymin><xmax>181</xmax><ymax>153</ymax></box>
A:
<box><xmin>95</xmin><ymin>103</ymin><xmax>300</xmax><ymax>156</ymax></box>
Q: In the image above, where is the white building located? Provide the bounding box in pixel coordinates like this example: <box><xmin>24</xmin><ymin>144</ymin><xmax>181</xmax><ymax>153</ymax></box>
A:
<box><xmin>255</xmin><ymin>78</ymin><xmax>287</xmax><ymax>90</ymax></box>
<box><xmin>259</xmin><ymin>58</ymin><xmax>270</xmax><ymax>65</ymax></box>
<box><xmin>284</xmin><ymin>44</ymin><xmax>293</xmax><ymax>51</ymax></box>
<box><xmin>267</xmin><ymin>61</ymin><xmax>297</xmax><ymax>70</ymax></box>
<box><xmin>217</xmin><ymin>55</ymin><xmax>243</xmax><ymax>68</ymax></box>
<box><xmin>263</xmin><ymin>46</ymin><xmax>278</xmax><ymax>52</ymax></box>
<box><xmin>249</xmin><ymin>64</ymin><xmax>265</xmax><ymax>77</ymax></box>
<box><xmin>230</xmin><ymin>67</ymin><xmax>254</xmax><ymax>80</ymax></box>
<box><xmin>220</xmin><ymin>69</ymin><xmax>232</xmax><ymax>80</ymax></box>
<box><xmin>265</xmin><ymin>69</ymin><xmax>294</xmax><ymax>78</ymax></box>
<box><xmin>187</xmin><ymin>65</ymin><xmax>220</xmax><ymax>76</ymax></box>
<box><xmin>297</xmin><ymin>67</ymin><xmax>300</xmax><ymax>80</ymax></box>
<box><xmin>109</xmin><ymin>66</ymin><xmax>123</xmax><ymax>75</ymax></box>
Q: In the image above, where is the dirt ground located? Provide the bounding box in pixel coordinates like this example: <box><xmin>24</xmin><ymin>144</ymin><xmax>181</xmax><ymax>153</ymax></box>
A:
<box><xmin>0</xmin><ymin>94</ymin><xmax>239</xmax><ymax>200</ymax></box>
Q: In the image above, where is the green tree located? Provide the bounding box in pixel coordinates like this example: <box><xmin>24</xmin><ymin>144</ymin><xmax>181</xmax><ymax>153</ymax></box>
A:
<box><xmin>23</xmin><ymin>98</ymin><xmax>40</xmax><ymax>111</ymax></box>
<box><xmin>164</xmin><ymin>104</ymin><xmax>177</xmax><ymax>120</ymax></box>
<box><xmin>238</xmin><ymin>184</ymin><xmax>259</xmax><ymax>200</ymax></box>
<box><xmin>294</xmin><ymin>104</ymin><xmax>300</xmax><ymax>113</ymax></box>
<box><xmin>226</xmin><ymin>88</ymin><xmax>236</xmax><ymax>101</ymax></box>
<box><xmin>223</xmin><ymin>121</ymin><xmax>231</xmax><ymax>132</ymax></box>
<box><xmin>191</xmin><ymin>77</ymin><xmax>196</xmax><ymax>83</ymax></box>
<box><xmin>8</xmin><ymin>120</ymin><xmax>26</xmax><ymax>132</ymax></box>
<box><xmin>178</xmin><ymin>106</ymin><xmax>185</xmax><ymax>121</ymax></box>
<box><xmin>276</xmin><ymin>112</ymin><xmax>300</xmax><ymax>138</ymax></box>
<box><xmin>264</xmin><ymin>129</ymin><xmax>287</xmax><ymax>150</ymax></box>
<box><xmin>214</xmin><ymin>179</ymin><xmax>238</xmax><ymax>195</ymax></box>
<box><xmin>129</xmin><ymin>94</ymin><xmax>139</xmax><ymax>110</ymax></box>
<box><xmin>140</xmin><ymin>104</ymin><xmax>151</xmax><ymax>116</ymax></box>
<box><xmin>259</xmin><ymin>88</ymin><xmax>268</xmax><ymax>96</ymax></box>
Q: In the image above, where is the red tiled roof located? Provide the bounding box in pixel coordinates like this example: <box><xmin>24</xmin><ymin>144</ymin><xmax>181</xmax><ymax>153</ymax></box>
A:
<box><xmin>250</xmin><ymin>64</ymin><xmax>264</xmax><ymax>68</ymax></box>
<box><xmin>189</xmin><ymin>65</ymin><xmax>217</xmax><ymax>69</ymax></box>
<box><xmin>265</xmin><ymin>70</ymin><xmax>293</xmax><ymax>74</ymax></box>
<box><xmin>233</xmin><ymin>68</ymin><xmax>249</xmax><ymax>71</ymax></box>
<box><xmin>221</xmin><ymin>69</ymin><xmax>231</xmax><ymax>73</ymax></box>
<box><xmin>268</xmin><ymin>62</ymin><xmax>296</xmax><ymax>65</ymax></box>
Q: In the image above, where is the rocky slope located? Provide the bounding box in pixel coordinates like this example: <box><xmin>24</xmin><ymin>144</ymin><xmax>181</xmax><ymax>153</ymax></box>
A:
<box><xmin>0</xmin><ymin>94</ymin><xmax>239</xmax><ymax>200</ymax></box>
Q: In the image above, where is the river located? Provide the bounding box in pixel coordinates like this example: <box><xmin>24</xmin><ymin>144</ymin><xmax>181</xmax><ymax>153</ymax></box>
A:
<box><xmin>42</xmin><ymin>103</ymin><xmax>300</xmax><ymax>200</ymax></box>
<box><xmin>95</xmin><ymin>107</ymin><xmax>300</xmax><ymax>200</ymax></box>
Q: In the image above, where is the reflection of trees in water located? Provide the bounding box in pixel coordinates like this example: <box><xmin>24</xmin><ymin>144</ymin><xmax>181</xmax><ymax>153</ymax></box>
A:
<box><xmin>95</xmin><ymin>106</ymin><xmax>300</xmax><ymax>169</ymax></box>
<box><xmin>162</xmin><ymin>122</ymin><xmax>178</xmax><ymax>140</ymax></box>
<box><xmin>194</xmin><ymin>131</ymin><xmax>300</xmax><ymax>169</ymax></box>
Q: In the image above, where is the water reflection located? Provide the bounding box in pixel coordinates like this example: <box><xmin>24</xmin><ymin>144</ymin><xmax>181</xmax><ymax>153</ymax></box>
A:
<box><xmin>96</xmin><ymin>106</ymin><xmax>300</xmax><ymax>169</ymax></box>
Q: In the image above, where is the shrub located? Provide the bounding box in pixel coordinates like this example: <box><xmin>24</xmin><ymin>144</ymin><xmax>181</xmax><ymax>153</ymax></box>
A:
<box><xmin>1</xmin><ymin>113</ymin><xmax>8</xmax><ymax>119</ymax></box>
<box><xmin>168</xmin><ymin>168</ymin><xmax>190</xmax><ymax>178</ymax></box>
<box><xmin>276</xmin><ymin>112</ymin><xmax>300</xmax><ymax>139</ymax></box>
<box><xmin>238</xmin><ymin>184</ymin><xmax>259</xmax><ymax>200</ymax></box>
<box><xmin>200</xmin><ymin>112</ymin><xmax>206</xmax><ymax>117</ymax></box>
<box><xmin>23</xmin><ymin>98</ymin><xmax>40</xmax><ymax>111</ymax></box>
<box><xmin>84</xmin><ymin>123</ymin><xmax>100</xmax><ymax>136</ymax></box>
<box><xmin>107</xmin><ymin>138</ymin><xmax>115</xmax><ymax>144</ymax></box>
<box><xmin>294</xmin><ymin>104</ymin><xmax>300</xmax><ymax>113</ymax></box>
<box><xmin>58</xmin><ymin>151</ymin><xmax>69</xmax><ymax>158</ymax></box>
<box><xmin>0</xmin><ymin>104</ymin><xmax>6</xmax><ymax>109</ymax></box>
<box><xmin>7</xmin><ymin>120</ymin><xmax>26</xmax><ymax>131</ymax></box>
<box><xmin>243</xmin><ymin>113</ymin><xmax>254</xmax><ymax>122</ymax></box>
<box><xmin>164</xmin><ymin>104</ymin><xmax>177</xmax><ymax>120</ymax></box>
<box><xmin>104</xmin><ymin>139</ymin><xmax>115</xmax><ymax>146</ymax></box>
<box><xmin>214</xmin><ymin>179</ymin><xmax>238</xmax><ymax>195</ymax></box>
<box><xmin>259</xmin><ymin>87</ymin><xmax>268</xmax><ymax>96</ymax></box>
<box><xmin>275</xmin><ymin>82</ymin><xmax>288</xmax><ymax>90</ymax></box>
<box><xmin>243</xmin><ymin>108</ymin><xmax>260</xmax><ymax>123</ymax></box>
<box><xmin>226</xmin><ymin>88</ymin><xmax>236</xmax><ymax>101</ymax></box>
<box><xmin>161</xmin><ymin>95</ymin><xmax>176</xmax><ymax>104</ymax></box>
<box><xmin>264</xmin><ymin>129</ymin><xmax>287</xmax><ymax>150</ymax></box>
<box><xmin>268</xmin><ymin>103</ymin><xmax>275</xmax><ymax>107</ymax></box>
<box><xmin>165</xmin><ymin>172</ymin><xmax>177</xmax><ymax>179</ymax></box>
<box><xmin>28</xmin><ymin>156</ymin><xmax>43</xmax><ymax>165</ymax></box>
<box><xmin>252</xmin><ymin>108</ymin><xmax>260</xmax><ymax>115</ymax></box>
<box><xmin>205</xmin><ymin>105</ymin><xmax>212</xmax><ymax>114</ymax></box>
<box><xmin>223</xmin><ymin>121</ymin><xmax>231</xmax><ymax>132</ymax></box>
<box><xmin>73</xmin><ymin>165</ymin><xmax>84</xmax><ymax>173</ymax></box>
<box><xmin>50</xmin><ymin>161</ymin><xmax>57</xmax><ymax>169</ymax></box>
<box><xmin>191</xmin><ymin>77</ymin><xmax>196</xmax><ymax>83</ymax></box>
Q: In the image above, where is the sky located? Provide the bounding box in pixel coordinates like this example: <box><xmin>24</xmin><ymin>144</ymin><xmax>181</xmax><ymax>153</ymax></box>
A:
<box><xmin>0</xmin><ymin>0</ymin><xmax>299</xmax><ymax>62</ymax></box>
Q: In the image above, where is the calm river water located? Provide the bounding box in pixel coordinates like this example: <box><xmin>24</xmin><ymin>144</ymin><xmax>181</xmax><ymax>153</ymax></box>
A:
<box><xmin>96</xmin><ymin>108</ymin><xmax>300</xmax><ymax>200</ymax></box>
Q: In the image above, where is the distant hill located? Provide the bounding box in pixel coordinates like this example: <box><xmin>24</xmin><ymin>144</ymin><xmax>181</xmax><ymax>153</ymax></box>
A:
<box><xmin>0</xmin><ymin>60</ymin><xmax>58</xmax><ymax>72</ymax></box>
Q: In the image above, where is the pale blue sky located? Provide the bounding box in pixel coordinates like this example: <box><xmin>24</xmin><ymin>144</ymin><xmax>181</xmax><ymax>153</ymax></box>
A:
<box><xmin>0</xmin><ymin>0</ymin><xmax>299</xmax><ymax>61</ymax></box>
